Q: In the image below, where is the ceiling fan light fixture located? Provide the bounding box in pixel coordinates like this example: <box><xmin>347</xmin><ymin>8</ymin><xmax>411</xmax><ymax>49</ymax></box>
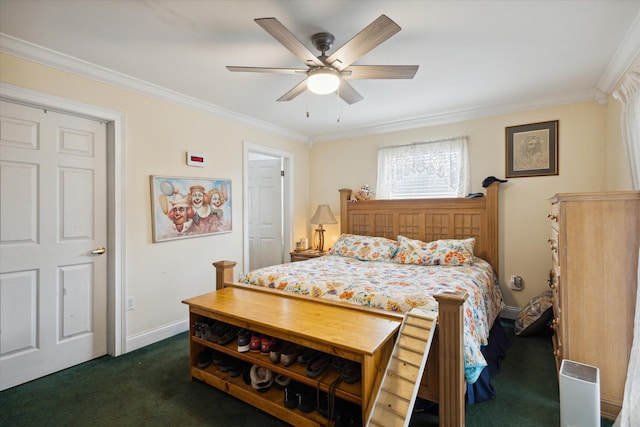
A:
<box><xmin>307</xmin><ymin>68</ymin><xmax>340</xmax><ymax>95</ymax></box>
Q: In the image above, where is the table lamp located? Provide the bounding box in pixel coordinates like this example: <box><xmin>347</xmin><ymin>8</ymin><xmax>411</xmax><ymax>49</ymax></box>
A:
<box><xmin>309</xmin><ymin>204</ymin><xmax>337</xmax><ymax>252</ymax></box>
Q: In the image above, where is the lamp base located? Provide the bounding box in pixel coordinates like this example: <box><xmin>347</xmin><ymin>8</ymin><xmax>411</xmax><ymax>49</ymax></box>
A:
<box><xmin>313</xmin><ymin>226</ymin><xmax>326</xmax><ymax>252</ymax></box>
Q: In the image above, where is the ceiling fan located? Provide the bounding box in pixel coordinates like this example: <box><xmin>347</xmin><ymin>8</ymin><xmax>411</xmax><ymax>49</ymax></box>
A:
<box><xmin>227</xmin><ymin>15</ymin><xmax>419</xmax><ymax>105</ymax></box>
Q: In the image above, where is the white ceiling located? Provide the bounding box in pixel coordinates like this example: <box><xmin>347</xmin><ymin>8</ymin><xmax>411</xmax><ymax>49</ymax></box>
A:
<box><xmin>1</xmin><ymin>0</ymin><xmax>639</xmax><ymax>143</ymax></box>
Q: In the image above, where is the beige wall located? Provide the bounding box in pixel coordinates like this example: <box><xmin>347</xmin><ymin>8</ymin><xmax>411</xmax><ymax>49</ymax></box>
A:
<box><xmin>310</xmin><ymin>101</ymin><xmax>630</xmax><ymax>309</ymax></box>
<box><xmin>0</xmin><ymin>53</ymin><xmax>310</xmax><ymax>341</ymax></box>
<box><xmin>1</xmin><ymin>51</ymin><xmax>633</xmax><ymax>346</ymax></box>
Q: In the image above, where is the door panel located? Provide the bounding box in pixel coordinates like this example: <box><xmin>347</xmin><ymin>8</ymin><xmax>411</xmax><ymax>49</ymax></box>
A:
<box><xmin>0</xmin><ymin>101</ymin><xmax>107</xmax><ymax>390</ymax></box>
<box><xmin>248</xmin><ymin>158</ymin><xmax>283</xmax><ymax>270</ymax></box>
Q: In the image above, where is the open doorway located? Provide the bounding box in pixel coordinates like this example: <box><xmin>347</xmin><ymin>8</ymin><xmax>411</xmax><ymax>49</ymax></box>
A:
<box><xmin>243</xmin><ymin>142</ymin><xmax>293</xmax><ymax>275</ymax></box>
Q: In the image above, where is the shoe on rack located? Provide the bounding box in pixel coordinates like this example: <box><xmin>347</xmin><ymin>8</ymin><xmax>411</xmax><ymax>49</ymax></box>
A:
<box><xmin>281</xmin><ymin>342</ymin><xmax>301</xmax><ymax>367</ymax></box>
<box><xmin>227</xmin><ymin>360</ymin><xmax>245</xmax><ymax>377</ymax></box>
<box><xmin>208</xmin><ymin>321</ymin><xmax>228</xmax><ymax>343</ymax></box>
<box><xmin>283</xmin><ymin>382</ymin><xmax>299</xmax><ymax>409</ymax></box>
<box><xmin>334</xmin><ymin>401</ymin><xmax>362</xmax><ymax>427</ymax></box>
<box><xmin>261</xmin><ymin>336</ymin><xmax>276</xmax><ymax>354</ymax></box>
<box><xmin>237</xmin><ymin>329</ymin><xmax>251</xmax><ymax>353</ymax></box>
<box><xmin>193</xmin><ymin>321</ymin><xmax>206</xmax><ymax>338</ymax></box>
<box><xmin>340</xmin><ymin>360</ymin><xmax>362</xmax><ymax>384</ymax></box>
<box><xmin>250</xmin><ymin>333</ymin><xmax>263</xmax><ymax>352</ymax></box>
<box><xmin>199</xmin><ymin>321</ymin><xmax>214</xmax><ymax>342</ymax></box>
<box><xmin>269</xmin><ymin>340</ymin><xmax>284</xmax><ymax>363</ymax></box>
<box><xmin>229</xmin><ymin>360</ymin><xmax>244</xmax><ymax>377</ymax></box>
<box><xmin>297</xmin><ymin>348</ymin><xmax>319</xmax><ymax>365</ymax></box>
<box><xmin>211</xmin><ymin>350</ymin><xmax>225</xmax><ymax>365</ymax></box>
<box><xmin>316</xmin><ymin>391</ymin><xmax>331</xmax><ymax>420</ymax></box>
<box><xmin>197</xmin><ymin>349</ymin><xmax>212</xmax><ymax>369</ymax></box>
<box><xmin>340</xmin><ymin>361</ymin><xmax>361</xmax><ymax>384</ymax></box>
<box><xmin>218</xmin><ymin>355</ymin><xmax>234</xmax><ymax>372</ymax></box>
<box><xmin>218</xmin><ymin>324</ymin><xmax>238</xmax><ymax>346</ymax></box>
<box><xmin>242</xmin><ymin>362</ymin><xmax>252</xmax><ymax>385</ymax></box>
<box><xmin>331</xmin><ymin>356</ymin><xmax>346</xmax><ymax>372</ymax></box>
<box><xmin>296</xmin><ymin>385</ymin><xmax>315</xmax><ymax>413</ymax></box>
<box><xmin>274</xmin><ymin>374</ymin><xmax>291</xmax><ymax>390</ymax></box>
<box><xmin>250</xmin><ymin>364</ymin><xmax>274</xmax><ymax>392</ymax></box>
<box><xmin>306</xmin><ymin>353</ymin><xmax>331</xmax><ymax>378</ymax></box>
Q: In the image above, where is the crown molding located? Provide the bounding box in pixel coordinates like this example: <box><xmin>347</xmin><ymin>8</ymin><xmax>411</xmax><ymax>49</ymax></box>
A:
<box><xmin>0</xmin><ymin>33</ymin><xmax>308</xmax><ymax>143</ymax></box>
<box><xmin>597</xmin><ymin>11</ymin><xmax>640</xmax><ymax>93</ymax></box>
<box><xmin>2</xmin><ymin>30</ymin><xmax>635</xmax><ymax>146</ymax></box>
<box><xmin>309</xmin><ymin>88</ymin><xmax>599</xmax><ymax>143</ymax></box>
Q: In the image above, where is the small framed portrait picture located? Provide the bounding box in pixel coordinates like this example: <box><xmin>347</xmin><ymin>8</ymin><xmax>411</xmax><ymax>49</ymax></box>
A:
<box><xmin>505</xmin><ymin>120</ymin><xmax>558</xmax><ymax>178</ymax></box>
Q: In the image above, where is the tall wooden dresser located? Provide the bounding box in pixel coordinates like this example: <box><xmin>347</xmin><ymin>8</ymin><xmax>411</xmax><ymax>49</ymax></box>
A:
<box><xmin>548</xmin><ymin>191</ymin><xmax>640</xmax><ymax>419</ymax></box>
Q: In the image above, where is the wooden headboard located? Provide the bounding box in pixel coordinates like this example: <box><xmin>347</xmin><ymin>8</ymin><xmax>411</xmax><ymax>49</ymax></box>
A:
<box><xmin>338</xmin><ymin>182</ymin><xmax>501</xmax><ymax>273</ymax></box>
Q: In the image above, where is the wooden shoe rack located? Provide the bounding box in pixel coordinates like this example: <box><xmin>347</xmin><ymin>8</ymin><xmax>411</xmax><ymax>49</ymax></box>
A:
<box><xmin>183</xmin><ymin>285</ymin><xmax>401</xmax><ymax>426</ymax></box>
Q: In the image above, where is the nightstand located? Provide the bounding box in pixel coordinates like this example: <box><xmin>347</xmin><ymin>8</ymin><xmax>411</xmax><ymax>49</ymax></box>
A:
<box><xmin>289</xmin><ymin>249</ymin><xmax>328</xmax><ymax>262</ymax></box>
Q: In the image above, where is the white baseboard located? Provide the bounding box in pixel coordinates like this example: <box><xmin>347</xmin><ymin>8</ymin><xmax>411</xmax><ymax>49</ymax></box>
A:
<box><xmin>500</xmin><ymin>306</ymin><xmax>521</xmax><ymax>320</ymax></box>
<box><xmin>125</xmin><ymin>319</ymin><xmax>189</xmax><ymax>353</ymax></box>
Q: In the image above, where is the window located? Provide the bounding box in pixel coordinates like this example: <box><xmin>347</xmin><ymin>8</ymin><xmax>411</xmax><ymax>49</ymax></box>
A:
<box><xmin>376</xmin><ymin>136</ymin><xmax>470</xmax><ymax>199</ymax></box>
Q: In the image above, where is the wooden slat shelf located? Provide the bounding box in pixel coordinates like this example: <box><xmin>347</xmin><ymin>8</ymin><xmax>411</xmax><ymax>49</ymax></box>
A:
<box><xmin>183</xmin><ymin>287</ymin><xmax>401</xmax><ymax>424</ymax></box>
<box><xmin>191</xmin><ymin>335</ymin><xmax>362</xmax><ymax>404</ymax></box>
<box><xmin>191</xmin><ymin>365</ymin><xmax>328</xmax><ymax>427</ymax></box>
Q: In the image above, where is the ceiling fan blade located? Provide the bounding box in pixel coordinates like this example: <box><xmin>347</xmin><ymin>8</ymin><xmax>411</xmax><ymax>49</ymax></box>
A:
<box><xmin>277</xmin><ymin>80</ymin><xmax>308</xmax><ymax>102</ymax></box>
<box><xmin>338</xmin><ymin>80</ymin><xmax>364</xmax><ymax>105</ymax></box>
<box><xmin>227</xmin><ymin>66</ymin><xmax>307</xmax><ymax>75</ymax></box>
<box><xmin>343</xmin><ymin>65</ymin><xmax>418</xmax><ymax>79</ymax></box>
<box><xmin>326</xmin><ymin>15</ymin><xmax>401</xmax><ymax>71</ymax></box>
<box><xmin>255</xmin><ymin>18</ymin><xmax>325</xmax><ymax>67</ymax></box>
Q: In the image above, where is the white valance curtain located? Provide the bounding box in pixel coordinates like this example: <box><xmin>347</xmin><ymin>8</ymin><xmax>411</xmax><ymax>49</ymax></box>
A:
<box><xmin>613</xmin><ymin>67</ymin><xmax>640</xmax><ymax>427</ymax></box>
<box><xmin>376</xmin><ymin>136</ymin><xmax>470</xmax><ymax>199</ymax></box>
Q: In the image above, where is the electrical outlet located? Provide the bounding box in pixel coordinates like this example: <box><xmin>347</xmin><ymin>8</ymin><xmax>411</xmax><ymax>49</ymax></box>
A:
<box><xmin>510</xmin><ymin>275</ymin><xmax>523</xmax><ymax>291</ymax></box>
<box><xmin>126</xmin><ymin>296</ymin><xmax>135</xmax><ymax>311</ymax></box>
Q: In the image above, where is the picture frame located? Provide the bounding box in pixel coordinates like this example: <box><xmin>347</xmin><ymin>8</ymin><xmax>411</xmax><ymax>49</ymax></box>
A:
<box><xmin>505</xmin><ymin>120</ymin><xmax>558</xmax><ymax>178</ymax></box>
<box><xmin>150</xmin><ymin>175</ymin><xmax>232</xmax><ymax>243</ymax></box>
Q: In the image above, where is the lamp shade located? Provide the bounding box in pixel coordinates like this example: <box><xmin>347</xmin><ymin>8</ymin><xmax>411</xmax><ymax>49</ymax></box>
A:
<box><xmin>310</xmin><ymin>204</ymin><xmax>337</xmax><ymax>225</ymax></box>
<box><xmin>307</xmin><ymin>68</ymin><xmax>340</xmax><ymax>95</ymax></box>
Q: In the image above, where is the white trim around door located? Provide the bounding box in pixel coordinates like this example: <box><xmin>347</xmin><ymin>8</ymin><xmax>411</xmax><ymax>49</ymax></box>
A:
<box><xmin>243</xmin><ymin>141</ymin><xmax>294</xmax><ymax>276</ymax></box>
<box><xmin>0</xmin><ymin>82</ymin><xmax>126</xmax><ymax>357</ymax></box>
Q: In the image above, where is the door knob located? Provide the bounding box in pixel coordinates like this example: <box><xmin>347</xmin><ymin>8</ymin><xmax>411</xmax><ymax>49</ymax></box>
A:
<box><xmin>91</xmin><ymin>246</ymin><xmax>106</xmax><ymax>255</ymax></box>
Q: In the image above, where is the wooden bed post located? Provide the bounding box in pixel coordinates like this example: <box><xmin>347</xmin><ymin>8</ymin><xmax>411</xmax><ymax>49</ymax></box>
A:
<box><xmin>213</xmin><ymin>260</ymin><xmax>236</xmax><ymax>290</ymax></box>
<box><xmin>338</xmin><ymin>188</ymin><xmax>352</xmax><ymax>234</ymax></box>
<box><xmin>434</xmin><ymin>290</ymin><xmax>468</xmax><ymax>427</ymax></box>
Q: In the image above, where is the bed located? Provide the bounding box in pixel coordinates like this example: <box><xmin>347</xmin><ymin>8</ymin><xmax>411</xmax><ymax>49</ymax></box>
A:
<box><xmin>213</xmin><ymin>182</ymin><xmax>504</xmax><ymax>425</ymax></box>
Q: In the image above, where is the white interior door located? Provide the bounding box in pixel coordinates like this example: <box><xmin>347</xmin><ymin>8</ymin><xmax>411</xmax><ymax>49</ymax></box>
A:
<box><xmin>0</xmin><ymin>100</ymin><xmax>107</xmax><ymax>390</ymax></box>
<box><xmin>247</xmin><ymin>156</ymin><xmax>283</xmax><ymax>271</ymax></box>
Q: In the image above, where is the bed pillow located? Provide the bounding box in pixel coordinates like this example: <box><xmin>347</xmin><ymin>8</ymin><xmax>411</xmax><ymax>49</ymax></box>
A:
<box><xmin>515</xmin><ymin>290</ymin><xmax>554</xmax><ymax>336</ymax></box>
<box><xmin>329</xmin><ymin>234</ymin><xmax>399</xmax><ymax>261</ymax></box>
<box><xmin>391</xmin><ymin>235</ymin><xmax>475</xmax><ymax>266</ymax></box>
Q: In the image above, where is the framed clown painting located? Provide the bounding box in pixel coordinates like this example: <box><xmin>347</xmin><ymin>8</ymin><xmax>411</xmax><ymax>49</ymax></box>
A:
<box><xmin>150</xmin><ymin>175</ymin><xmax>232</xmax><ymax>242</ymax></box>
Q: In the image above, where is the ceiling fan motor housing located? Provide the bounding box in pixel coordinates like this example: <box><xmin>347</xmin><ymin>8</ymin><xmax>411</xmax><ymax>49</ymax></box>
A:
<box><xmin>311</xmin><ymin>32</ymin><xmax>335</xmax><ymax>54</ymax></box>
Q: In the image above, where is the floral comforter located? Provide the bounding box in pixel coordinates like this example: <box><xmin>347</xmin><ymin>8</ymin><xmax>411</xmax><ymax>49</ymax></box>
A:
<box><xmin>242</xmin><ymin>254</ymin><xmax>505</xmax><ymax>384</ymax></box>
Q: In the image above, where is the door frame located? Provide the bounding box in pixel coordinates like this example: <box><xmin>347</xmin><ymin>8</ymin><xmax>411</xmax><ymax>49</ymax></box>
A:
<box><xmin>243</xmin><ymin>141</ymin><xmax>293</xmax><ymax>275</ymax></box>
<box><xmin>1</xmin><ymin>82</ymin><xmax>126</xmax><ymax>357</ymax></box>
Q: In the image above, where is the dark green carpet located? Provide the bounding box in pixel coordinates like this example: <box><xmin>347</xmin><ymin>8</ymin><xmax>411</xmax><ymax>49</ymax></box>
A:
<box><xmin>0</xmin><ymin>320</ymin><xmax>615</xmax><ymax>426</ymax></box>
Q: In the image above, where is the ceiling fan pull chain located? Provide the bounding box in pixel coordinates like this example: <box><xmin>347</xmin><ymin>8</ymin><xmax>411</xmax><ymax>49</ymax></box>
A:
<box><xmin>306</xmin><ymin>88</ymin><xmax>310</xmax><ymax>118</ymax></box>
